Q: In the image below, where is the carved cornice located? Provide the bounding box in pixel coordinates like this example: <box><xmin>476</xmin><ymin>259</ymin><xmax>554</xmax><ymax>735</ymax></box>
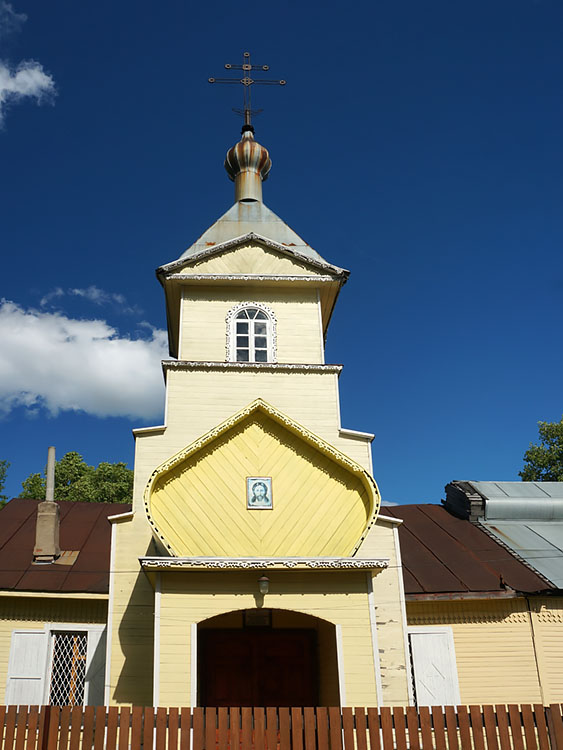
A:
<box><xmin>163</xmin><ymin>274</ymin><xmax>337</xmax><ymax>283</ymax></box>
<box><xmin>162</xmin><ymin>360</ymin><xmax>343</xmax><ymax>374</ymax></box>
<box><xmin>143</xmin><ymin>398</ymin><xmax>380</xmax><ymax>557</ymax></box>
<box><xmin>139</xmin><ymin>556</ymin><xmax>388</xmax><ymax>571</ymax></box>
<box><xmin>156</xmin><ymin>232</ymin><xmax>349</xmax><ymax>278</ymax></box>
<box><xmin>225</xmin><ymin>302</ymin><xmax>277</xmax><ymax>363</ymax></box>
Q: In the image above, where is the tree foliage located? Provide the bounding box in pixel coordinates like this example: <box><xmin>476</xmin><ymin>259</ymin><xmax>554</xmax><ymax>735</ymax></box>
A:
<box><xmin>19</xmin><ymin>451</ymin><xmax>133</xmax><ymax>503</ymax></box>
<box><xmin>520</xmin><ymin>417</ymin><xmax>563</xmax><ymax>482</ymax></box>
<box><xmin>0</xmin><ymin>460</ymin><xmax>9</xmax><ymax>508</ymax></box>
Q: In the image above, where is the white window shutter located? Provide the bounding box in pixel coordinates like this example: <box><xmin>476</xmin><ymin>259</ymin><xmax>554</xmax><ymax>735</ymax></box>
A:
<box><xmin>409</xmin><ymin>628</ymin><xmax>461</xmax><ymax>707</ymax></box>
<box><xmin>6</xmin><ymin>630</ymin><xmax>49</xmax><ymax>706</ymax></box>
<box><xmin>84</xmin><ymin>627</ymin><xmax>106</xmax><ymax>706</ymax></box>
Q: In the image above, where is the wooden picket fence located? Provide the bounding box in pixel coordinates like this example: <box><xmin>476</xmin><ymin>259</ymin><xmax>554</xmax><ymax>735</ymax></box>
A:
<box><xmin>2</xmin><ymin>704</ymin><xmax>563</xmax><ymax>750</ymax></box>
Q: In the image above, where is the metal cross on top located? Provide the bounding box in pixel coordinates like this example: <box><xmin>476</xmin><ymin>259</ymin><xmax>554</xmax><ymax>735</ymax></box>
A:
<box><xmin>209</xmin><ymin>52</ymin><xmax>286</xmax><ymax>129</ymax></box>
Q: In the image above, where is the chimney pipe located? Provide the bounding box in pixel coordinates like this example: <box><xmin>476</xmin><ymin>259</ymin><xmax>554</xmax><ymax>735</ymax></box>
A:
<box><xmin>33</xmin><ymin>446</ymin><xmax>60</xmax><ymax>563</ymax></box>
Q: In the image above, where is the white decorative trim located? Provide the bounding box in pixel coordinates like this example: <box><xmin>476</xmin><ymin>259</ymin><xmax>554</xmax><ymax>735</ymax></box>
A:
<box><xmin>394</xmin><ymin>525</ymin><xmax>414</xmax><ymax>706</ymax></box>
<box><xmin>162</xmin><ymin>360</ymin><xmax>342</xmax><ymax>374</ymax></box>
<box><xmin>157</xmin><ymin>232</ymin><xmax>349</xmax><ymax>278</ymax></box>
<box><xmin>164</xmin><ymin>274</ymin><xmax>337</xmax><ymax>283</ymax></box>
<box><xmin>104</xmin><ymin>521</ymin><xmax>117</xmax><ymax>705</ymax></box>
<box><xmin>335</xmin><ymin>624</ymin><xmax>346</xmax><ymax>707</ymax></box>
<box><xmin>367</xmin><ymin>572</ymin><xmax>384</xmax><ymax>706</ymax></box>
<box><xmin>153</xmin><ymin>573</ymin><xmax>161</xmax><ymax>708</ymax></box>
<box><xmin>225</xmin><ymin>301</ymin><xmax>277</xmax><ymax>363</ymax></box>
<box><xmin>139</xmin><ymin>556</ymin><xmax>388</xmax><ymax>570</ymax></box>
<box><xmin>317</xmin><ymin>289</ymin><xmax>325</xmax><ymax>364</ymax></box>
<box><xmin>190</xmin><ymin>623</ymin><xmax>197</xmax><ymax>708</ymax></box>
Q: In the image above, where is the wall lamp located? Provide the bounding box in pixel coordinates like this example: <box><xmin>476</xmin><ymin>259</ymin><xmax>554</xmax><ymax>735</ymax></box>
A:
<box><xmin>258</xmin><ymin>574</ymin><xmax>270</xmax><ymax>595</ymax></box>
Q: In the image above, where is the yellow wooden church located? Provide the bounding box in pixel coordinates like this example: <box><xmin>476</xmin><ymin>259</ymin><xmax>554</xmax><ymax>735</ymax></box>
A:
<box><xmin>108</xmin><ymin>124</ymin><xmax>409</xmax><ymax>709</ymax></box>
<box><xmin>2</xmin><ymin>121</ymin><xmax>563</xmax><ymax>712</ymax></box>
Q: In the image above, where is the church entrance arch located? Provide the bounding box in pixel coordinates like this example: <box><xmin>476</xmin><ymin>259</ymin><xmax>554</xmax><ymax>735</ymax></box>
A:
<box><xmin>197</xmin><ymin>609</ymin><xmax>340</xmax><ymax>707</ymax></box>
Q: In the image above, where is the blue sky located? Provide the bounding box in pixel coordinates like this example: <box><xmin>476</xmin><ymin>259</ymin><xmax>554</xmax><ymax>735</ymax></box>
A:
<box><xmin>1</xmin><ymin>0</ymin><xmax>562</xmax><ymax>504</ymax></box>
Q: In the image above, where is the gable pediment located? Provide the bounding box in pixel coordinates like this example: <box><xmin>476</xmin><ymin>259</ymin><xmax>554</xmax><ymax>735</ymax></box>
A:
<box><xmin>144</xmin><ymin>399</ymin><xmax>380</xmax><ymax>558</ymax></box>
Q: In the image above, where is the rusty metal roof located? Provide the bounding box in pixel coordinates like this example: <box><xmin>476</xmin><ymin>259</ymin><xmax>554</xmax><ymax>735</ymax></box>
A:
<box><xmin>381</xmin><ymin>504</ymin><xmax>552</xmax><ymax>595</ymax></box>
<box><xmin>0</xmin><ymin>498</ymin><xmax>131</xmax><ymax>594</ymax></box>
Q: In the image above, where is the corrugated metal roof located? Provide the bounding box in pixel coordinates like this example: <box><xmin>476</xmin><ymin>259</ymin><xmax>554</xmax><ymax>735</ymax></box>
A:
<box><xmin>458</xmin><ymin>481</ymin><xmax>563</xmax><ymax>587</ymax></box>
<box><xmin>381</xmin><ymin>504</ymin><xmax>551</xmax><ymax>595</ymax></box>
<box><xmin>0</xmin><ymin>499</ymin><xmax>131</xmax><ymax>593</ymax></box>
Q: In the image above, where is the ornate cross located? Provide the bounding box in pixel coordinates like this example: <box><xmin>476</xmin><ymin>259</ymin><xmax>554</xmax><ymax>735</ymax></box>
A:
<box><xmin>209</xmin><ymin>52</ymin><xmax>286</xmax><ymax>128</ymax></box>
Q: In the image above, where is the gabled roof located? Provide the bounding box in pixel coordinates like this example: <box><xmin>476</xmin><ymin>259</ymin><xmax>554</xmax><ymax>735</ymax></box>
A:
<box><xmin>383</xmin><ymin>504</ymin><xmax>552</xmax><ymax>595</ymax></box>
<box><xmin>0</xmin><ymin>499</ymin><xmax>131</xmax><ymax>594</ymax></box>
<box><xmin>160</xmin><ymin>201</ymin><xmax>340</xmax><ymax>269</ymax></box>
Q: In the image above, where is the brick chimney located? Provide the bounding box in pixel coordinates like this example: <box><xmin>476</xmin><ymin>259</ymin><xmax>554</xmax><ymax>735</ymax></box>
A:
<box><xmin>33</xmin><ymin>446</ymin><xmax>60</xmax><ymax>563</ymax></box>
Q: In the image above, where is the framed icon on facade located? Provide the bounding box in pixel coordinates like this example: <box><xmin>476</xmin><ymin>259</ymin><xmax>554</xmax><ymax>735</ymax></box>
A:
<box><xmin>247</xmin><ymin>477</ymin><xmax>273</xmax><ymax>509</ymax></box>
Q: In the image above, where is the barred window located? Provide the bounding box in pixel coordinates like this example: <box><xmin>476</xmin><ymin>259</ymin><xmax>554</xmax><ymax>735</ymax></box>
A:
<box><xmin>48</xmin><ymin>631</ymin><xmax>88</xmax><ymax>706</ymax></box>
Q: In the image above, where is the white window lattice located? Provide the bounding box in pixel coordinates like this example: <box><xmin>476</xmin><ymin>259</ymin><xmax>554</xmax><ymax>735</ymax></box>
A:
<box><xmin>226</xmin><ymin>302</ymin><xmax>277</xmax><ymax>363</ymax></box>
<box><xmin>48</xmin><ymin>631</ymin><xmax>88</xmax><ymax>706</ymax></box>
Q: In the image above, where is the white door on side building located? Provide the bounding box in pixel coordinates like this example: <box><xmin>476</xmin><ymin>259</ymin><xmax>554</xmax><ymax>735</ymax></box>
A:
<box><xmin>408</xmin><ymin>627</ymin><xmax>461</xmax><ymax>707</ymax></box>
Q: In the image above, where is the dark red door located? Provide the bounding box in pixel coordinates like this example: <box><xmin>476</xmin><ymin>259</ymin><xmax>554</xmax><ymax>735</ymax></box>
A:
<box><xmin>199</xmin><ymin>629</ymin><xmax>318</xmax><ymax>706</ymax></box>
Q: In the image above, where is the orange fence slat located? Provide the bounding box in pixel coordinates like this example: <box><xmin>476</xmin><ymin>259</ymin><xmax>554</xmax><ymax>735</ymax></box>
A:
<box><xmin>82</xmin><ymin>707</ymin><xmax>95</xmax><ymax>750</ymax></box>
<box><xmin>547</xmin><ymin>704</ymin><xmax>563</xmax><ymax>750</ymax></box>
<box><xmin>328</xmin><ymin>707</ymin><xmax>342</xmax><ymax>750</ymax></box>
<box><xmin>5</xmin><ymin>705</ymin><xmax>18</xmax><ymax>750</ymax></box>
<box><xmin>241</xmin><ymin>707</ymin><xmax>252</xmax><ymax>750</ymax></box>
<box><xmin>217</xmin><ymin>707</ymin><xmax>228</xmax><ymax>750</ymax></box>
<box><xmin>406</xmin><ymin>706</ymin><xmax>420</xmax><ymax>750</ymax></box>
<box><xmin>366</xmin><ymin>708</ymin><xmax>381</xmax><ymax>750</ymax></box>
<box><xmin>58</xmin><ymin>706</ymin><xmax>71</xmax><ymax>750</ymax></box>
<box><xmin>444</xmin><ymin>706</ymin><xmax>459</xmax><ymax>750</ymax></box>
<box><xmin>14</xmin><ymin>707</ymin><xmax>27</xmax><ymax>750</ymax></box>
<box><xmin>392</xmin><ymin>707</ymin><xmax>407</xmax><ymax>750</ymax></box>
<box><xmin>291</xmin><ymin>708</ymin><xmax>303</xmax><ymax>750</ymax></box>
<box><xmin>47</xmin><ymin>707</ymin><xmax>60</xmax><ymax>750</ymax></box>
<box><xmin>303</xmin><ymin>708</ymin><xmax>316</xmax><ymax>750</ymax></box>
<box><xmin>106</xmin><ymin>706</ymin><xmax>119</xmax><ymax>750</ymax></box>
<box><xmin>155</xmin><ymin>707</ymin><xmax>167</xmax><ymax>750</ymax></box>
<box><xmin>25</xmin><ymin>707</ymin><xmax>40</xmax><ymax>750</ymax></box>
<box><xmin>354</xmin><ymin>708</ymin><xmax>368</xmax><ymax>750</ymax></box>
<box><xmin>93</xmin><ymin>706</ymin><xmax>105</xmax><ymax>750</ymax></box>
<box><xmin>469</xmin><ymin>705</ymin><xmax>485</xmax><ymax>750</ymax></box>
<box><xmin>379</xmin><ymin>707</ymin><xmax>394</xmax><ymax>750</ymax></box>
<box><xmin>230</xmin><ymin>707</ymin><xmax>241</xmax><ymax>750</ymax></box>
<box><xmin>255</xmin><ymin>708</ymin><xmax>265</xmax><ymax>750</ymax></box>
<box><xmin>205</xmin><ymin>708</ymin><xmax>216</xmax><ymax>750</ymax></box>
<box><xmin>417</xmin><ymin>707</ymin><xmax>433</xmax><ymax>750</ymax></box>
<box><xmin>266</xmin><ymin>707</ymin><xmax>277</xmax><ymax>750</ymax></box>
<box><xmin>431</xmin><ymin>706</ymin><xmax>447</xmax><ymax>750</ymax></box>
<box><xmin>507</xmin><ymin>704</ymin><xmax>524</xmax><ymax>750</ymax></box>
<box><xmin>482</xmin><ymin>705</ymin><xmax>499</xmax><ymax>750</ymax></box>
<box><xmin>168</xmin><ymin>707</ymin><xmax>179</xmax><ymax>750</ymax></box>
<box><xmin>521</xmin><ymin>704</ymin><xmax>538</xmax><ymax>750</ymax></box>
<box><xmin>278</xmin><ymin>708</ymin><xmax>290</xmax><ymax>750</ymax></box>
<box><xmin>179</xmin><ymin>708</ymin><xmax>191</xmax><ymax>750</ymax></box>
<box><xmin>533</xmin><ymin>704</ymin><xmax>550</xmax><ymax>750</ymax></box>
<box><xmin>143</xmin><ymin>708</ymin><xmax>155</xmax><ymax>750</ymax></box>
<box><xmin>69</xmin><ymin>707</ymin><xmax>83</xmax><ymax>750</ymax></box>
<box><xmin>494</xmin><ymin>705</ymin><xmax>511</xmax><ymax>750</ymax></box>
<box><xmin>192</xmin><ymin>707</ymin><xmax>204</xmax><ymax>750</ymax></box>
<box><xmin>130</xmin><ymin>707</ymin><xmax>143</xmax><ymax>750</ymax></box>
<box><xmin>456</xmin><ymin>706</ymin><xmax>471</xmax><ymax>749</ymax></box>
<box><xmin>316</xmin><ymin>708</ymin><xmax>329</xmax><ymax>750</ymax></box>
<box><xmin>342</xmin><ymin>708</ymin><xmax>355</xmax><ymax>750</ymax></box>
<box><xmin>118</xmin><ymin>707</ymin><xmax>131</xmax><ymax>750</ymax></box>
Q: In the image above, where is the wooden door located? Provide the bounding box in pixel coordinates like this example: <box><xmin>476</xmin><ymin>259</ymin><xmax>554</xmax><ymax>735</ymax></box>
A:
<box><xmin>199</xmin><ymin>629</ymin><xmax>318</xmax><ymax>706</ymax></box>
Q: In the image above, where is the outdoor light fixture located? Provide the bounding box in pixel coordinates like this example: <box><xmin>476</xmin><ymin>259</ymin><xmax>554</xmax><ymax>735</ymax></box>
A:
<box><xmin>258</xmin><ymin>574</ymin><xmax>270</xmax><ymax>595</ymax></box>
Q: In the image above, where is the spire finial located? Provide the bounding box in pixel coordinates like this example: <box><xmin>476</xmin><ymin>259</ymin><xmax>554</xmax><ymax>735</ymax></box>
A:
<box><xmin>208</xmin><ymin>52</ymin><xmax>286</xmax><ymax>132</ymax></box>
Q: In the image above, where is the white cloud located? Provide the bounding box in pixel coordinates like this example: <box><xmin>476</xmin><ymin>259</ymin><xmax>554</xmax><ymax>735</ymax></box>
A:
<box><xmin>41</xmin><ymin>286</ymin><xmax>141</xmax><ymax>314</ymax></box>
<box><xmin>0</xmin><ymin>60</ymin><xmax>56</xmax><ymax>125</ymax></box>
<box><xmin>0</xmin><ymin>2</ymin><xmax>26</xmax><ymax>37</ymax></box>
<box><xmin>0</xmin><ymin>300</ymin><xmax>168</xmax><ymax>420</ymax></box>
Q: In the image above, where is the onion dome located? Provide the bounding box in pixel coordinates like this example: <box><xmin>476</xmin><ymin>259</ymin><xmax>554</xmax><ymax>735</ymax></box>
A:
<box><xmin>224</xmin><ymin>125</ymin><xmax>271</xmax><ymax>202</ymax></box>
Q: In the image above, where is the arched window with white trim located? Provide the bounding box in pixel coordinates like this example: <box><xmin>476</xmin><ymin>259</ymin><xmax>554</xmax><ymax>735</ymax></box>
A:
<box><xmin>226</xmin><ymin>303</ymin><xmax>276</xmax><ymax>363</ymax></box>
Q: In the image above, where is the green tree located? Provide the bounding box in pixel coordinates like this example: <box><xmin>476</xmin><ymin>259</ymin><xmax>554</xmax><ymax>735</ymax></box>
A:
<box><xmin>0</xmin><ymin>460</ymin><xmax>10</xmax><ymax>508</ymax></box>
<box><xmin>520</xmin><ymin>417</ymin><xmax>563</xmax><ymax>481</ymax></box>
<box><xmin>19</xmin><ymin>452</ymin><xmax>133</xmax><ymax>503</ymax></box>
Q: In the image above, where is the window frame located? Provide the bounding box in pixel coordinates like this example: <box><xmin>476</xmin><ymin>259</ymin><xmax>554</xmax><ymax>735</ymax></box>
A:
<box><xmin>226</xmin><ymin>302</ymin><xmax>277</xmax><ymax>364</ymax></box>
